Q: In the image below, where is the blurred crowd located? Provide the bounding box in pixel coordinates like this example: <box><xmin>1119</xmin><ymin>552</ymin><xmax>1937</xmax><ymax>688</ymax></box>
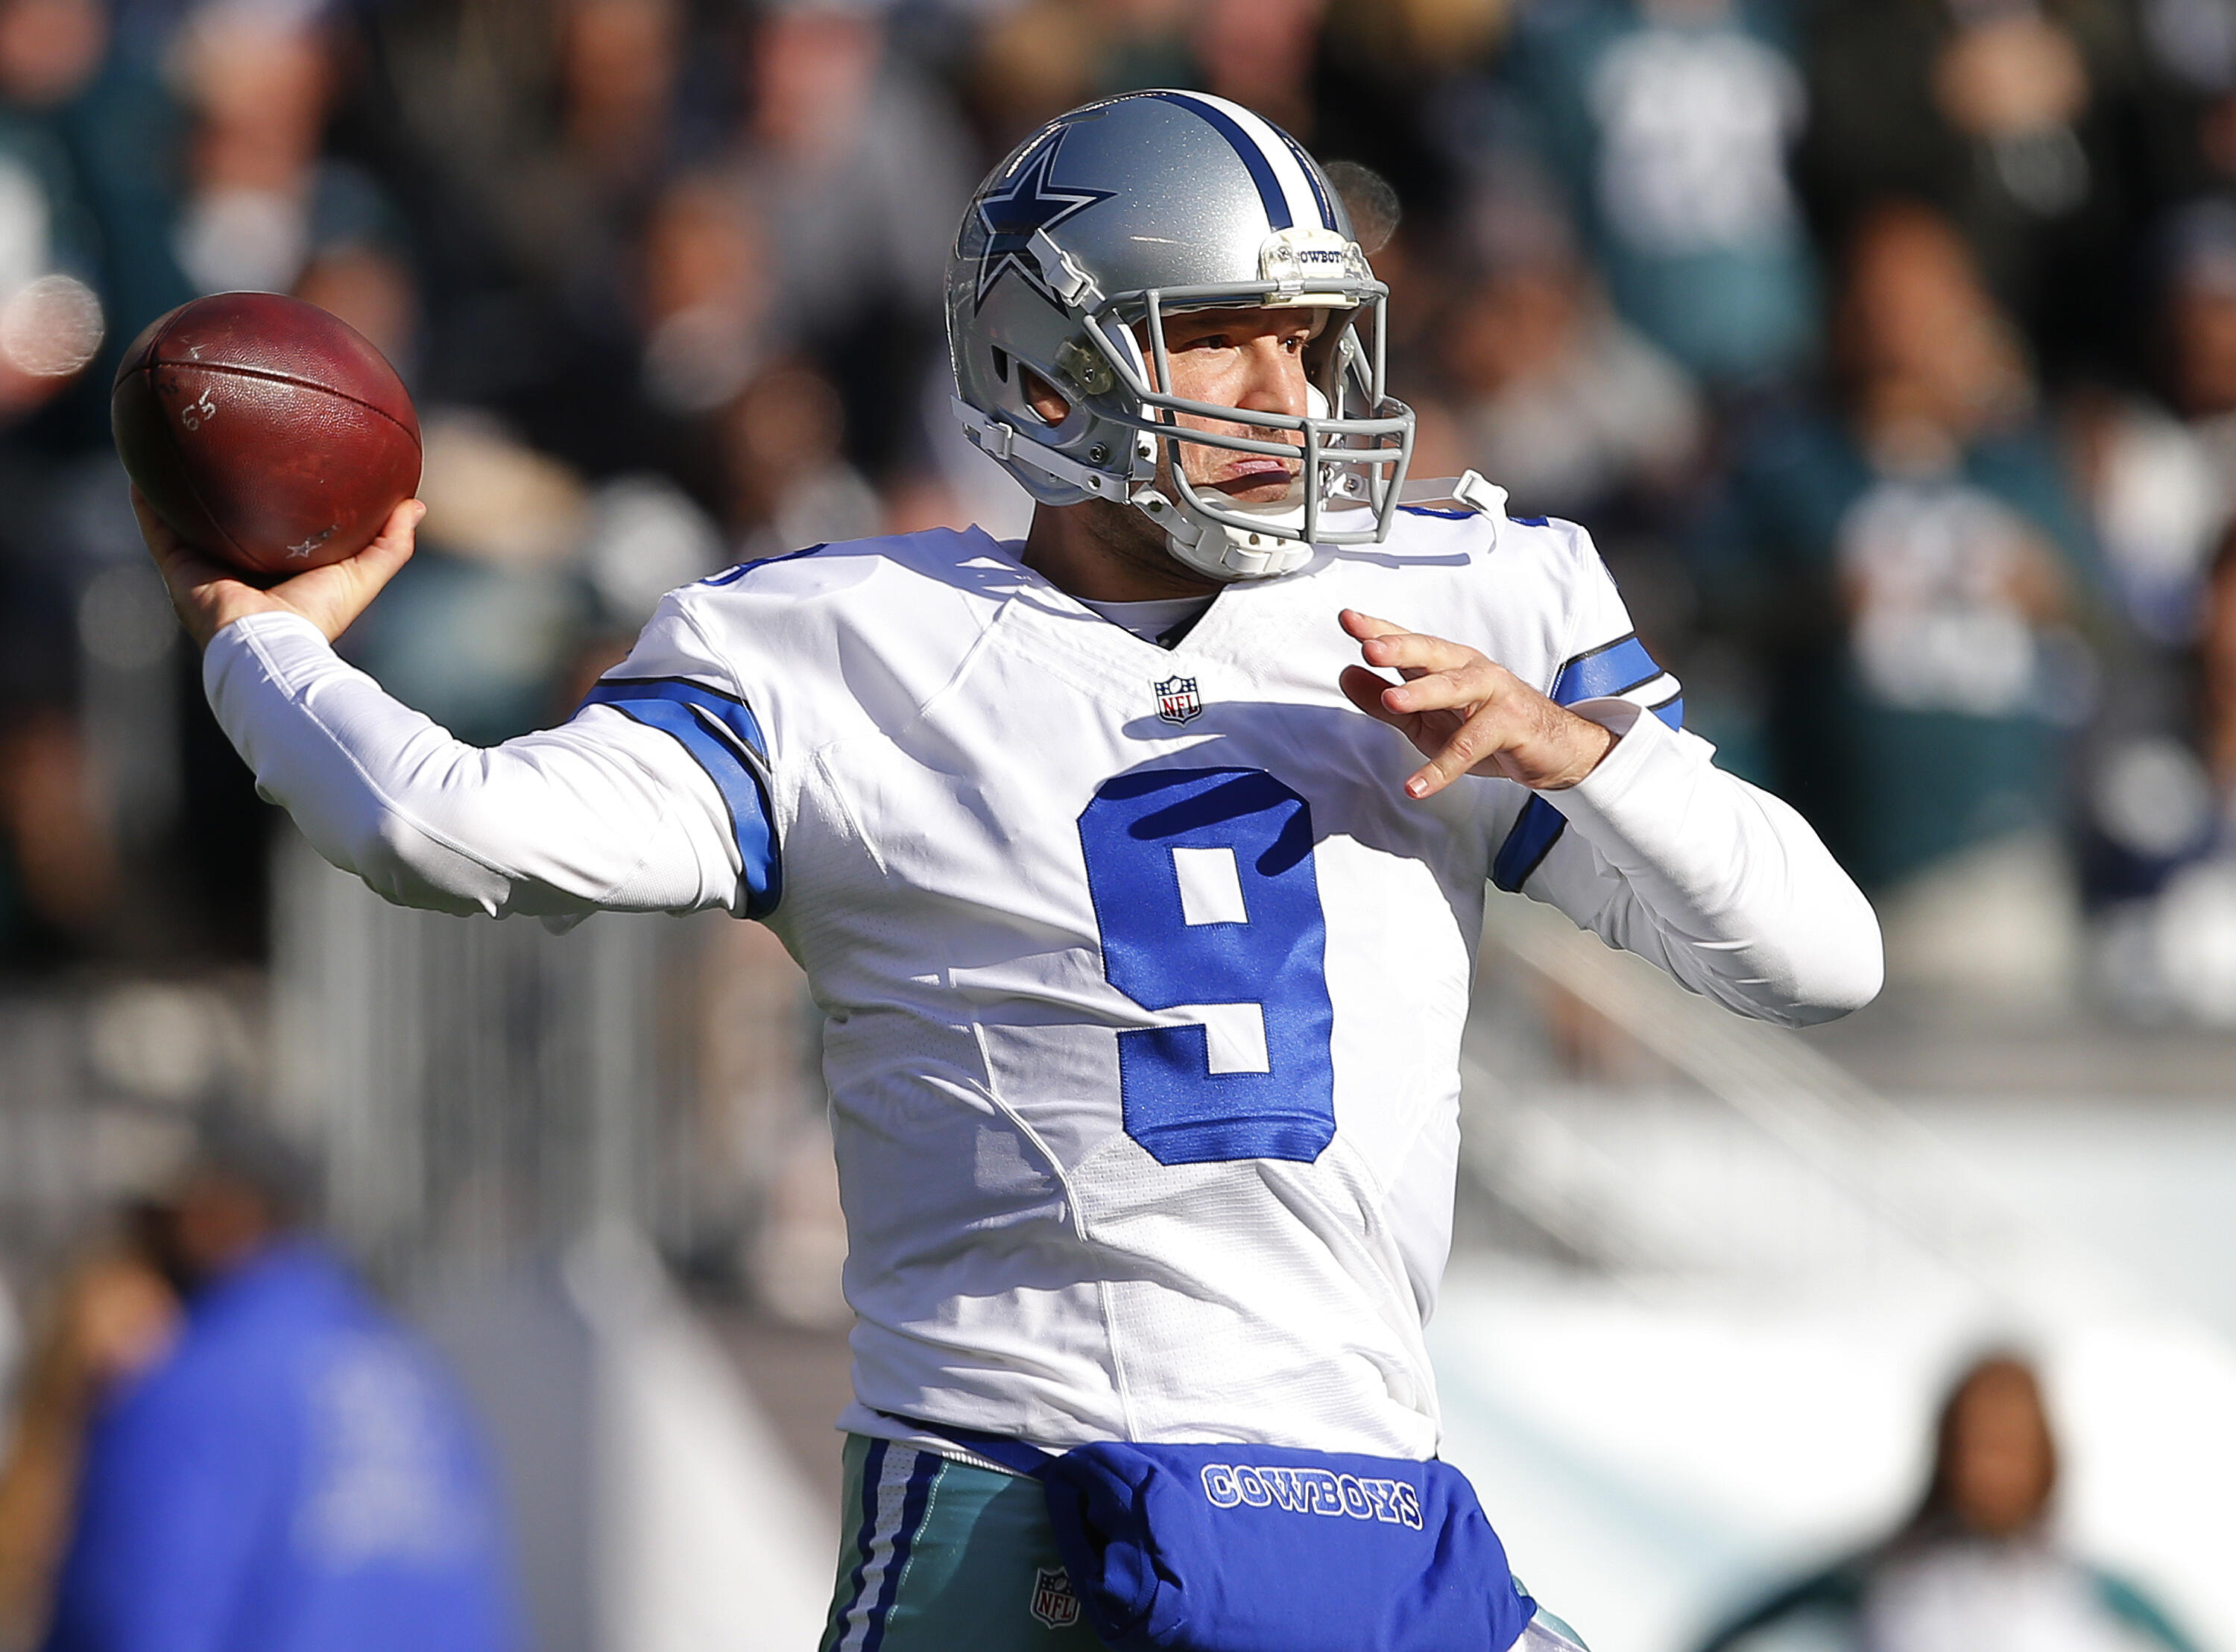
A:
<box><xmin>4</xmin><ymin>0</ymin><xmax>2236</xmax><ymax>1018</ymax></box>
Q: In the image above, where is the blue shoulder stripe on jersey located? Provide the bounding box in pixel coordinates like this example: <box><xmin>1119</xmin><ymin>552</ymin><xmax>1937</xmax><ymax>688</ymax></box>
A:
<box><xmin>1140</xmin><ymin>90</ymin><xmax>1292</xmax><ymax>230</ymax></box>
<box><xmin>1490</xmin><ymin>636</ymin><xmax>1680</xmax><ymax>894</ymax></box>
<box><xmin>578</xmin><ymin>676</ymin><xmax>780</xmax><ymax>917</ymax></box>
<box><xmin>1551</xmin><ymin>633</ymin><xmax>1663</xmax><ymax>703</ymax></box>
<box><xmin>700</xmin><ymin>542</ymin><xmax>828</xmax><ymax>586</ymax></box>
<box><xmin>1508</xmin><ymin>514</ymin><xmax>1550</xmax><ymax>528</ymax></box>
<box><xmin>1270</xmin><ymin>124</ymin><xmax>1339</xmax><ymax>230</ymax></box>
<box><xmin>861</xmin><ymin>1452</ymin><xmax>939</xmax><ymax>1652</ymax></box>
<box><xmin>1399</xmin><ymin>505</ymin><xmax>1476</xmax><ymax>521</ymax></box>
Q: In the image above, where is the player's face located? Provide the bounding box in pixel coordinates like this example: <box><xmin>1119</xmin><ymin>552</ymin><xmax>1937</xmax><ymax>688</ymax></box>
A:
<box><xmin>1146</xmin><ymin>306</ymin><xmax>1324</xmax><ymax>507</ymax></box>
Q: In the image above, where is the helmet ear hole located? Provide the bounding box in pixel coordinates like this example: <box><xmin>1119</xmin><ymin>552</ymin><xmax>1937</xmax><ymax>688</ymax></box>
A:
<box><xmin>1017</xmin><ymin>365</ymin><xmax>1071</xmax><ymax>428</ymax></box>
<box><xmin>991</xmin><ymin>347</ymin><xmax>1011</xmax><ymax>384</ymax></box>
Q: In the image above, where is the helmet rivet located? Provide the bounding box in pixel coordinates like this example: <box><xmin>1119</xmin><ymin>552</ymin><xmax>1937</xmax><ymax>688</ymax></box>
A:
<box><xmin>1088</xmin><ymin>443</ymin><xmax>1109</xmax><ymax>463</ymax></box>
<box><xmin>1148</xmin><ymin>500</ymin><xmax>1164</xmax><ymax>513</ymax></box>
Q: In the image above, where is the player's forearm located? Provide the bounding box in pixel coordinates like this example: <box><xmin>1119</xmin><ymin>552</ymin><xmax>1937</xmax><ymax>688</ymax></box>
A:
<box><xmin>1543</xmin><ymin>701</ymin><xmax>1883</xmax><ymax>1025</ymax></box>
<box><xmin>203</xmin><ymin>613</ymin><xmax>728</xmax><ymax>917</ymax></box>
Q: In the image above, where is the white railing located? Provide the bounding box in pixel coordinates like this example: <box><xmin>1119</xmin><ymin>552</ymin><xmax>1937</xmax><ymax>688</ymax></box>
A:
<box><xmin>268</xmin><ymin>832</ymin><xmax>747</xmax><ymax>1290</ymax></box>
<box><xmin>1459</xmin><ymin>899</ymin><xmax>2132</xmax><ymax>1318</ymax></box>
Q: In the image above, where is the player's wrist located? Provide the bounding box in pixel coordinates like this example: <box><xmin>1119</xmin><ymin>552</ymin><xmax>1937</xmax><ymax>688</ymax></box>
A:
<box><xmin>1529</xmin><ymin>708</ymin><xmax>1618</xmax><ymax>791</ymax></box>
<box><xmin>173</xmin><ymin>587</ymin><xmax>283</xmax><ymax>653</ymax></box>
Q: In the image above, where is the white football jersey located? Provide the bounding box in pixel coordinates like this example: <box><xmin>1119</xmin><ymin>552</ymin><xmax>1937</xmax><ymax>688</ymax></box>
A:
<box><xmin>204</xmin><ymin>507</ymin><xmax>1880</xmax><ymax>1460</ymax></box>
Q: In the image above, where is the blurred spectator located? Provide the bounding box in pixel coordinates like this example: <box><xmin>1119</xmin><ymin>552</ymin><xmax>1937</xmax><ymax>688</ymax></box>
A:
<box><xmin>0</xmin><ymin>23</ymin><xmax>103</xmax><ymax>425</ymax></box>
<box><xmin>39</xmin><ymin>1116</ymin><xmax>520</xmax><ymax>1652</ymax></box>
<box><xmin>720</xmin><ymin>359</ymin><xmax>879</xmax><ymax>560</ymax></box>
<box><xmin>2126</xmin><ymin>0</ymin><xmax>2236</xmax><ymax>202</ymax></box>
<box><xmin>2087</xmin><ymin>521</ymin><xmax>2236</xmax><ymax>1022</ymax></box>
<box><xmin>370</xmin><ymin>0</ymin><xmax>699</xmax><ymax>476</ymax></box>
<box><xmin>636</xmin><ymin>165</ymin><xmax>772</xmax><ymax>424</ymax></box>
<box><xmin>1087</xmin><ymin>0</ymin><xmax>1196</xmax><ymax>104</ymax></box>
<box><xmin>1311</xmin><ymin>0</ymin><xmax>1509</xmax><ymax>233</ymax></box>
<box><xmin>169</xmin><ymin>1</ymin><xmax>336</xmax><ymax>298</ymax></box>
<box><xmin>291</xmin><ymin>166</ymin><xmax>423</xmax><ymax>387</ymax></box>
<box><xmin>1797</xmin><ymin>0</ymin><xmax>2151</xmax><ymax>387</ymax></box>
<box><xmin>350</xmin><ymin>410</ymin><xmax>593</xmax><ymax>744</ymax></box>
<box><xmin>348</xmin><ymin>407</ymin><xmax>731</xmax><ymax>738</ymax></box>
<box><xmin>2049</xmin><ymin>202</ymin><xmax>2236</xmax><ymax>1009</ymax></box>
<box><xmin>0</xmin><ymin>712</ymin><xmax>116</xmax><ymax>955</ymax></box>
<box><xmin>2208</xmin><ymin>525</ymin><xmax>2236</xmax><ymax>791</ymax></box>
<box><xmin>737</xmin><ymin>3</ymin><xmax>972</xmax><ymax>478</ymax></box>
<box><xmin>961</xmin><ymin>0</ymin><xmax>1104</xmax><ymax>154</ymax></box>
<box><xmin>1503</xmin><ymin>0</ymin><xmax>1819</xmax><ymax>390</ymax></box>
<box><xmin>0</xmin><ymin>0</ymin><xmax>184</xmax><ymax>434</ymax></box>
<box><xmin>1693</xmin><ymin>1353</ymin><xmax>2198</xmax><ymax>1652</ymax></box>
<box><xmin>1438</xmin><ymin>183</ymin><xmax>1704</xmax><ymax>521</ymax></box>
<box><xmin>1192</xmin><ymin>0</ymin><xmax>1324</xmax><ymax>139</ymax></box>
<box><xmin>0</xmin><ymin>1225</ymin><xmax>176</xmax><ymax>1651</ymax></box>
<box><xmin>1701</xmin><ymin>202</ymin><xmax>2100</xmax><ymax>1001</ymax></box>
<box><xmin>2067</xmin><ymin>198</ymin><xmax>2236</xmax><ymax>650</ymax></box>
<box><xmin>0</xmin><ymin>0</ymin><xmax>149</xmax><ymax>966</ymax></box>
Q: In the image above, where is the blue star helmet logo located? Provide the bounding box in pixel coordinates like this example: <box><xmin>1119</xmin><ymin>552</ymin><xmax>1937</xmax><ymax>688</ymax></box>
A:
<box><xmin>972</xmin><ymin>124</ymin><xmax>1114</xmax><ymax>311</ymax></box>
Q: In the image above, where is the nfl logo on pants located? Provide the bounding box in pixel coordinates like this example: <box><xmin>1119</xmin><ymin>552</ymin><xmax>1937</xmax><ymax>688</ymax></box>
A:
<box><xmin>1030</xmin><ymin>1566</ymin><xmax>1081</xmax><ymax>1630</ymax></box>
<box><xmin>1155</xmin><ymin>675</ymin><xmax>1202</xmax><ymax>725</ymax></box>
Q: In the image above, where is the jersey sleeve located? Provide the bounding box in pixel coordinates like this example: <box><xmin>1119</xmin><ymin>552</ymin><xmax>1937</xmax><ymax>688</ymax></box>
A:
<box><xmin>201</xmin><ymin>595</ymin><xmax>762</xmax><ymax>920</ymax></box>
<box><xmin>1500</xmin><ymin>530</ymin><xmax>1882</xmax><ymax>1026</ymax></box>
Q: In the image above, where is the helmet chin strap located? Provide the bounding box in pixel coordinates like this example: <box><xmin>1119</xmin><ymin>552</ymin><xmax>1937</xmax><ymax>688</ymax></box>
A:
<box><xmin>955</xmin><ymin>389</ymin><xmax>1350</xmax><ymax>582</ymax></box>
<box><xmin>1137</xmin><ymin>382</ymin><xmax>1331</xmax><ymax>582</ymax></box>
<box><xmin>1144</xmin><ymin>492</ymin><xmax>1319</xmax><ymax>581</ymax></box>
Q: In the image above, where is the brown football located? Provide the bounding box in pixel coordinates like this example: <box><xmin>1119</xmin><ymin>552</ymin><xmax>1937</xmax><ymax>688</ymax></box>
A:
<box><xmin>111</xmin><ymin>293</ymin><xmax>421</xmax><ymax>580</ymax></box>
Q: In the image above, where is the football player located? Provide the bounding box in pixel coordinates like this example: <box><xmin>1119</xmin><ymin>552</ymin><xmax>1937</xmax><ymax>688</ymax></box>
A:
<box><xmin>137</xmin><ymin>92</ymin><xmax>1880</xmax><ymax>1651</ymax></box>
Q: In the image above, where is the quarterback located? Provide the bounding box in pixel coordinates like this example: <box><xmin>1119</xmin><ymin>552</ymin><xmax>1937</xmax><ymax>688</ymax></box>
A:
<box><xmin>140</xmin><ymin>92</ymin><xmax>1879</xmax><ymax>1652</ymax></box>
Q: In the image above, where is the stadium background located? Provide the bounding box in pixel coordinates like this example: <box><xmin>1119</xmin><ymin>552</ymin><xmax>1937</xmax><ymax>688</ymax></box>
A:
<box><xmin>2</xmin><ymin>0</ymin><xmax>2236</xmax><ymax>1647</ymax></box>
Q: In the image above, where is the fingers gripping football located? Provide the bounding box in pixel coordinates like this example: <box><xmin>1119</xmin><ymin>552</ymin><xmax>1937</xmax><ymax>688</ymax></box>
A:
<box><xmin>135</xmin><ymin>487</ymin><xmax>420</xmax><ymax>651</ymax></box>
<box><xmin>1337</xmin><ymin>609</ymin><xmax>1616</xmax><ymax>797</ymax></box>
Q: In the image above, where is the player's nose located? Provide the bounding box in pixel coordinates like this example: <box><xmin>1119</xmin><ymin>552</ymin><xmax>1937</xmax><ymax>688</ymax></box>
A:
<box><xmin>1234</xmin><ymin>335</ymin><xmax>1310</xmax><ymax>425</ymax></box>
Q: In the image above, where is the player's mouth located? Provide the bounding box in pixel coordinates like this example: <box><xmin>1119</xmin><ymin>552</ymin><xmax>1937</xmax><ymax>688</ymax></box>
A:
<box><xmin>1210</xmin><ymin>455</ymin><xmax>1302</xmax><ymax>500</ymax></box>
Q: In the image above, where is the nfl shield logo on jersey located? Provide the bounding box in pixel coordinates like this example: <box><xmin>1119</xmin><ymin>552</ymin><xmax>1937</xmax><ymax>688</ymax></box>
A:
<box><xmin>1029</xmin><ymin>1565</ymin><xmax>1081</xmax><ymax>1629</ymax></box>
<box><xmin>1155</xmin><ymin>675</ymin><xmax>1202</xmax><ymax>725</ymax></box>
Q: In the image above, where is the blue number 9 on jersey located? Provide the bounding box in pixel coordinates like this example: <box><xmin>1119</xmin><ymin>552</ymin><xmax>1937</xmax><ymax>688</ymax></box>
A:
<box><xmin>1077</xmin><ymin>767</ymin><xmax>1336</xmax><ymax>1166</ymax></box>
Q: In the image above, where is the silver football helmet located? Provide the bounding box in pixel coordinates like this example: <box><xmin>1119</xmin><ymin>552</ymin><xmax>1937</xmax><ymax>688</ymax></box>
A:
<box><xmin>945</xmin><ymin>90</ymin><xmax>1416</xmax><ymax>581</ymax></box>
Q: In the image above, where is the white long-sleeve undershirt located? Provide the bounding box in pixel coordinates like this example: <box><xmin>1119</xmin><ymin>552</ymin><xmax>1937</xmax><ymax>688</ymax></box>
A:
<box><xmin>206</xmin><ymin>611</ymin><xmax>741</xmax><ymax>920</ymax></box>
<box><xmin>1543</xmin><ymin>697</ymin><xmax>1881</xmax><ymax>1025</ymax></box>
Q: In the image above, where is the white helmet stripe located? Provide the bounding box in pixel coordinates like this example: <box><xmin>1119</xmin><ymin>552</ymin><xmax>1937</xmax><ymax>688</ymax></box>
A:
<box><xmin>1141</xmin><ymin>90</ymin><xmax>1334</xmax><ymax>234</ymax></box>
<box><xmin>1269</xmin><ymin>124</ymin><xmax>1342</xmax><ymax>231</ymax></box>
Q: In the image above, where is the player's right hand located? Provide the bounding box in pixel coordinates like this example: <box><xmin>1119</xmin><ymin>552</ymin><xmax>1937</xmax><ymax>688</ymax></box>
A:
<box><xmin>135</xmin><ymin>490</ymin><xmax>420</xmax><ymax>652</ymax></box>
<box><xmin>1338</xmin><ymin>609</ymin><xmax>1617</xmax><ymax>797</ymax></box>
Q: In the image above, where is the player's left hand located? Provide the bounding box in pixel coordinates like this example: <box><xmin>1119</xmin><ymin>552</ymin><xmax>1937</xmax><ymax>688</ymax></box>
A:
<box><xmin>1338</xmin><ymin>610</ymin><xmax>1617</xmax><ymax>797</ymax></box>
